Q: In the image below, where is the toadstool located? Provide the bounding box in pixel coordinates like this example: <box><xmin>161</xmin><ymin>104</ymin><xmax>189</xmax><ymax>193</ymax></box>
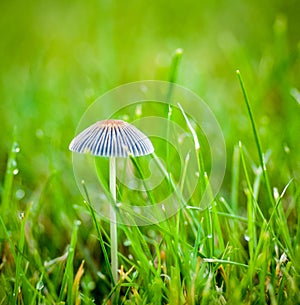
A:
<box><xmin>69</xmin><ymin>119</ymin><xmax>154</xmax><ymax>283</ymax></box>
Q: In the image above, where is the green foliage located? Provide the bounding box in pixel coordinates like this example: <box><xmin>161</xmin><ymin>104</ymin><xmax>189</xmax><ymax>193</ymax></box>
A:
<box><xmin>1</xmin><ymin>0</ymin><xmax>300</xmax><ymax>304</ymax></box>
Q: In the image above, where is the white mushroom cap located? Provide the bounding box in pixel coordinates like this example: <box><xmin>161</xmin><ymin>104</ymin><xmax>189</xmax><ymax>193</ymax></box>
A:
<box><xmin>69</xmin><ymin>120</ymin><xmax>154</xmax><ymax>157</ymax></box>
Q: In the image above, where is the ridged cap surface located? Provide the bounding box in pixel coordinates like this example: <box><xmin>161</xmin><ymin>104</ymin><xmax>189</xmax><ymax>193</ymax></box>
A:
<box><xmin>69</xmin><ymin>120</ymin><xmax>154</xmax><ymax>157</ymax></box>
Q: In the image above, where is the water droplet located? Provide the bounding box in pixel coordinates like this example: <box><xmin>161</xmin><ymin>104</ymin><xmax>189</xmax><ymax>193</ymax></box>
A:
<box><xmin>284</xmin><ymin>145</ymin><xmax>290</xmax><ymax>154</ymax></box>
<box><xmin>207</xmin><ymin>234</ymin><xmax>212</xmax><ymax>239</ymax></box>
<box><xmin>168</xmin><ymin>105</ymin><xmax>172</xmax><ymax>117</ymax></box>
<box><xmin>13</xmin><ymin>169</ymin><xmax>19</xmax><ymax>175</ymax></box>
<box><xmin>273</xmin><ymin>187</ymin><xmax>279</xmax><ymax>200</ymax></box>
<box><xmin>279</xmin><ymin>252</ymin><xmax>288</xmax><ymax>264</ymax></box>
<box><xmin>135</xmin><ymin>104</ymin><xmax>142</xmax><ymax>117</ymax></box>
<box><xmin>121</xmin><ymin>114</ymin><xmax>130</xmax><ymax>121</ymax></box>
<box><xmin>244</xmin><ymin>235</ymin><xmax>250</xmax><ymax>242</ymax></box>
<box><xmin>36</xmin><ymin>280</ymin><xmax>44</xmax><ymax>291</ymax></box>
<box><xmin>74</xmin><ymin>220</ymin><xmax>81</xmax><ymax>226</ymax></box>
<box><xmin>16</xmin><ymin>189</ymin><xmax>25</xmax><ymax>200</ymax></box>
<box><xmin>13</xmin><ymin>143</ymin><xmax>20</xmax><ymax>153</ymax></box>
<box><xmin>123</xmin><ymin>239</ymin><xmax>131</xmax><ymax>247</ymax></box>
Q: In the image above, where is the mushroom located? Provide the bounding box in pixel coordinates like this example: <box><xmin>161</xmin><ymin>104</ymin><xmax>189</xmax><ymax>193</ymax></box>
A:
<box><xmin>69</xmin><ymin>119</ymin><xmax>154</xmax><ymax>283</ymax></box>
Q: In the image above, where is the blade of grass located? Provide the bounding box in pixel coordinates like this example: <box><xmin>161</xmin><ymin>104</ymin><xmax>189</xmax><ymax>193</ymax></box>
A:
<box><xmin>1</xmin><ymin>132</ymin><xmax>19</xmax><ymax>219</ymax></box>
<box><xmin>15</xmin><ymin>207</ymin><xmax>32</xmax><ymax>304</ymax></box>
<box><xmin>166</xmin><ymin>49</ymin><xmax>183</xmax><ymax>187</ymax></box>
<box><xmin>129</xmin><ymin>155</ymin><xmax>156</xmax><ymax>204</ymax></box>
<box><xmin>58</xmin><ymin>220</ymin><xmax>81</xmax><ymax>303</ymax></box>
<box><xmin>231</xmin><ymin>144</ymin><xmax>240</xmax><ymax>214</ymax></box>
<box><xmin>236</xmin><ymin>70</ymin><xmax>275</xmax><ymax>208</ymax></box>
<box><xmin>239</xmin><ymin>141</ymin><xmax>266</xmax><ymax>223</ymax></box>
<box><xmin>168</xmin><ymin>48</ymin><xmax>183</xmax><ymax>85</ymax></box>
<box><xmin>82</xmin><ymin>181</ymin><xmax>115</xmax><ymax>286</ymax></box>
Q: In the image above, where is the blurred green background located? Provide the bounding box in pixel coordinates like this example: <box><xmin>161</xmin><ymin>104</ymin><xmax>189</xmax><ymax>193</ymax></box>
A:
<box><xmin>0</xmin><ymin>0</ymin><xmax>299</xmax><ymax>219</ymax></box>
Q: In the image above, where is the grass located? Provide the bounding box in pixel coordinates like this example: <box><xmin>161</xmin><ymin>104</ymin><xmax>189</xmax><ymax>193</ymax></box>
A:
<box><xmin>0</xmin><ymin>71</ymin><xmax>299</xmax><ymax>304</ymax></box>
<box><xmin>1</xmin><ymin>0</ymin><xmax>300</xmax><ymax>304</ymax></box>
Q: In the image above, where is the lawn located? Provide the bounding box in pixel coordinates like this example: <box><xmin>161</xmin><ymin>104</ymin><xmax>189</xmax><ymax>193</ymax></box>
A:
<box><xmin>0</xmin><ymin>0</ymin><xmax>300</xmax><ymax>304</ymax></box>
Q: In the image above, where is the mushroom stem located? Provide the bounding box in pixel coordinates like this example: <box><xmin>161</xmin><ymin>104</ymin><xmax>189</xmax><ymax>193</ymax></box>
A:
<box><xmin>109</xmin><ymin>156</ymin><xmax>118</xmax><ymax>284</ymax></box>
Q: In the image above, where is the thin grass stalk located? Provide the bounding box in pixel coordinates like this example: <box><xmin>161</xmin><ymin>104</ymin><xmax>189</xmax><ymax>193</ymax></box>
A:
<box><xmin>231</xmin><ymin>144</ymin><xmax>240</xmax><ymax>214</ymax></box>
<box><xmin>203</xmin><ymin>173</ymin><xmax>214</xmax><ymax>258</ymax></box>
<box><xmin>82</xmin><ymin>182</ymin><xmax>114</xmax><ymax>284</ymax></box>
<box><xmin>11</xmin><ymin>204</ymin><xmax>32</xmax><ymax>304</ymax></box>
<box><xmin>236</xmin><ymin>70</ymin><xmax>275</xmax><ymax>208</ymax></box>
<box><xmin>166</xmin><ymin>49</ymin><xmax>183</xmax><ymax>187</ymax></box>
<box><xmin>239</xmin><ymin>142</ymin><xmax>267</xmax><ymax>223</ymax></box>
<box><xmin>1</xmin><ymin>132</ymin><xmax>18</xmax><ymax>219</ymax></box>
<box><xmin>58</xmin><ymin>220</ymin><xmax>80</xmax><ymax>303</ymax></box>
<box><xmin>129</xmin><ymin>155</ymin><xmax>155</xmax><ymax>204</ymax></box>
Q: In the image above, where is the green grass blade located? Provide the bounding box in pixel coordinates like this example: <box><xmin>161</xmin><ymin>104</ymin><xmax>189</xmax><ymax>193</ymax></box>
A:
<box><xmin>82</xmin><ymin>181</ymin><xmax>115</xmax><ymax>286</ymax></box>
<box><xmin>236</xmin><ymin>70</ymin><xmax>275</xmax><ymax>208</ymax></box>
<box><xmin>168</xmin><ymin>48</ymin><xmax>183</xmax><ymax>85</ymax></box>
<box><xmin>231</xmin><ymin>144</ymin><xmax>240</xmax><ymax>214</ymax></box>
<box><xmin>166</xmin><ymin>49</ymin><xmax>183</xmax><ymax>187</ymax></box>
<box><xmin>1</xmin><ymin>133</ymin><xmax>19</xmax><ymax>218</ymax></box>
<box><xmin>58</xmin><ymin>220</ymin><xmax>80</xmax><ymax>303</ymax></box>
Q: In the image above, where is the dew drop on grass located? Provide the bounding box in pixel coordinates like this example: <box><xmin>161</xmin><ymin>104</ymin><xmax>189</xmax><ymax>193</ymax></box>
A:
<box><xmin>123</xmin><ymin>239</ymin><xmax>131</xmax><ymax>247</ymax></box>
<box><xmin>13</xmin><ymin>169</ymin><xmax>19</xmax><ymax>175</ymax></box>
<box><xmin>74</xmin><ymin>220</ymin><xmax>81</xmax><ymax>226</ymax></box>
<box><xmin>16</xmin><ymin>189</ymin><xmax>25</xmax><ymax>200</ymax></box>
<box><xmin>207</xmin><ymin>234</ymin><xmax>212</xmax><ymax>239</ymax></box>
<box><xmin>13</xmin><ymin>143</ymin><xmax>20</xmax><ymax>153</ymax></box>
<box><xmin>121</xmin><ymin>114</ymin><xmax>130</xmax><ymax>121</ymax></box>
<box><xmin>273</xmin><ymin>187</ymin><xmax>279</xmax><ymax>200</ymax></box>
<box><xmin>284</xmin><ymin>145</ymin><xmax>290</xmax><ymax>154</ymax></box>
<box><xmin>36</xmin><ymin>280</ymin><xmax>44</xmax><ymax>291</ymax></box>
<box><xmin>244</xmin><ymin>235</ymin><xmax>250</xmax><ymax>242</ymax></box>
<box><xmin>135</xmin><ymin>104</ymin><xmax>142</xmax><ymax>117</ymax></box>
<box><xmin>280</xmin><ymin>252</ymin><xmax>288</xmax><ymax>264</ymax></box>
